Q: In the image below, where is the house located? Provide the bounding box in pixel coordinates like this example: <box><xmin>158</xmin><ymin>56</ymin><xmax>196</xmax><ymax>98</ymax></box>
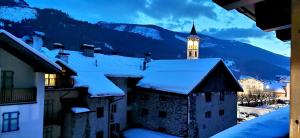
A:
<box><xmin>130</xmin><ymin>59</ymin><xmax>243</xmax><ymax>138</ymax></box>
<box><xmin>238</xmin><ymin>76</ymin><xmax>264</xmax><ymax>94</ymax></box>
<box><xmin>41</xmin><ymin>44</ymin><xmax>132</xmax><ymax>138</ymax></box>
<box><xmin>0</xmin><ymin>30</ymin><xmax>61</xmax><ymax>138</ymax></box>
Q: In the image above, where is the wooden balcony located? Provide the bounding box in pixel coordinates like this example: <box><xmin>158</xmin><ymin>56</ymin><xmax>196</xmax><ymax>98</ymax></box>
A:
<box><xmin>0</xmin><ymin>87</ymin><xmax>37</xmax><ymax>105</ymax></box>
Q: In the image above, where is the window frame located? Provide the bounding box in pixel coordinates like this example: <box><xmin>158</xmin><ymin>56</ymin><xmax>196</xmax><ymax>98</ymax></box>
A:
<box><xmin>205</xmin><ymin>111</ymin><xmax>211</xmax><ymax>118</ymax></box>
<box><xmin>205</xmin><ymin>92</ymin><xmax>212</xmax><ymax>102</ymax></box>
<box><xmin>219</xmin><ymin>109</ymin><xmax>225</xmax><ymax>116</ymax></box>
<box><xmin>45</xmin><ymin>74</ymin><xmax>57</xmax><ymax>87</ymax></box>
<box><xmin>158</xmin><ymin>111</ymin><xmax>167</xmax><ymax>118</ymax></box>
<box><xmin>97</xmin><ymin>107</ymin><xmax>104</xmax><ymax>118</ymax></box>
<box><xmin>2</xmin><ymin>111</ymin><xmax>20</xmax><ymax>133</ymax></box>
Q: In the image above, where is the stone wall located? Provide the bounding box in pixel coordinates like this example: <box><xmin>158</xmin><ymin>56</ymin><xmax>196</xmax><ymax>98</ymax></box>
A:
<box><xmin>131</xmin><ymin>89</ymin><xmax>188</xmax><ymax>137</ymax></box>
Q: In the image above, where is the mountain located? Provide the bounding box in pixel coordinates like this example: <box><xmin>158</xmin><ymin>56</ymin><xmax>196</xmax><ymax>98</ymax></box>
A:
<box><xmin>0</xmin><ymin>0</ymin><xmax>290</xmax><ymax>80</ymax></box>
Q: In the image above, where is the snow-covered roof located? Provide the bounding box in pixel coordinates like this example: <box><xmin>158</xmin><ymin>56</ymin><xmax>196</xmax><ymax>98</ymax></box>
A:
<box><xmin>74</xmin><ymin>71</ymin><xmax>124</xmax><ymax>97</ymax></box>
<box><xmin>71</xmin><ymin>107</ymin><xmax>91</xmax><ymax>114</ymax></box>
<box><xmin>123</xmin><ymin>128</ymin><xmax>181</xmax><ymax>138</ymax></box>
<box><xmin>137</xmin><ymin>58</ymin><xmax>234</xmax><ymax>94</ymax></box>
<box><xmin>213</xmin><ymin>106</ymin><xmax>289</xmax><ymax>138</ymax></box>
<box><xmin>41</xmin><ymin>48</ymin><xmax>147</xmax><ymax>97</ymax></box>
<box><xmin>0</xmin><ymin>29</ymin><xmax>62</xmax><ymax>72</ymax></box>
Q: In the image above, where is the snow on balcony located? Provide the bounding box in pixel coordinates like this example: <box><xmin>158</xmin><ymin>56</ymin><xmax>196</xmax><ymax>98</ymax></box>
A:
<box><xmin>213</xmin><ymin>106</ymin><xmax>289</xmax><ymax>138</ymax></box>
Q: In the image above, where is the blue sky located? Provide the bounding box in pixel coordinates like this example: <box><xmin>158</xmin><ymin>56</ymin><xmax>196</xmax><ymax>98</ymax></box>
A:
<box><xmin>25</xmin><ymin>0</ymin><xmax>290</xmax><ymax>57</ymax></box>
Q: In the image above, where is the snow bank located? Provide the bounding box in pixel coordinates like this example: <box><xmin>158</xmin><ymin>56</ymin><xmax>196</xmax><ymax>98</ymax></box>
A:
<box><xmin>213</xmin><ymin>106</ymin><xmax>289</xmax><ymax>138</ymax></box>
<box><xmin>130</xmin><ymin>26</ymin><xmax>163</xmax><ymax>40</ymax></box>
<box><xmin>138</xmin><ymin>58</ymin><xmax>221</xmax><ymax>94</ymax></box>
<box><xmin>0</xmin><ymin>6</ymin><xmax>37</xmax><ymax>23</ymax></box>
<box><xmin>123</xmin><ymin>128</ymin><xmax>181</xmax><ymax>138</ymax></box>
<box><xmin>71</xmin><ymin>107</ymin><xmax>90</xmax><ymax>114</ymax></box>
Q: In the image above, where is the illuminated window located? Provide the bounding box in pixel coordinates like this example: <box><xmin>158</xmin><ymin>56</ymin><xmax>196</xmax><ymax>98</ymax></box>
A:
<box><xmin>45</xmin><ymin>74</ymin><xmax>56</xmax><ymax>87</ymax></box>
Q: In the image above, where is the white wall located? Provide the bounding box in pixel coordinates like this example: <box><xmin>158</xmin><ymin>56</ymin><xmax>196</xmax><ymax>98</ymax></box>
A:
<box><xmin>0</xmin><ymin>48</ymin><xmax>45</xmax><ymax>138</ymax></box>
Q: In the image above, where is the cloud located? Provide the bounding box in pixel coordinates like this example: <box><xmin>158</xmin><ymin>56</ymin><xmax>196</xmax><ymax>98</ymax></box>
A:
<box><xmin>202</xmin><ymin>27</ymin><xmax>270</xmax><ymax>40</ymax></box>
<box><xmin>139</xmin><ymin>0</ymin><xmax>217</xmax><ymax>20</ymax></box>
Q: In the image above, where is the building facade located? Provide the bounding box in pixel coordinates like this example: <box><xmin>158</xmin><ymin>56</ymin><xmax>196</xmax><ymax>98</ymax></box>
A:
<box><xmin>0</xmin><ymin>30</ymin><xmax>61</xmax><ymax>138</ymax></box>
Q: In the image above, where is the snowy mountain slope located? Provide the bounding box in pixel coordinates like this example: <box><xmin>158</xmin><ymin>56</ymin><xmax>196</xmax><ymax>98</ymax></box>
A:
<box><xmin>0</xmin><ymin>1</ymin><xmax>290</xmax><ymax>80</ymax></box>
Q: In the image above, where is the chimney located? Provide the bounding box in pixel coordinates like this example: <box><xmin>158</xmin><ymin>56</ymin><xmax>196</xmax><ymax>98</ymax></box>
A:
<box><xmin>81</xmin><ymin>44</ymin><xmax>95</xmax><ymax>57</ymax></box>
<box><xmin>54</xmin><ymin>43</ymin><xmax>70</xmax><ymax>63</ymax></box>
<box><xmin>32</xmin><ymin>31</ymin><xmax>45</xmax><ymax>51</ymax></box>
<box><xmin>94</xmin><ymin>47</ymin><xmax>102</xmax><ymax>54</ymax></box>
<box><xmin>142</xmin><ymin>52</ymin><xmax>152</xmax><ymax>70</ymax></box>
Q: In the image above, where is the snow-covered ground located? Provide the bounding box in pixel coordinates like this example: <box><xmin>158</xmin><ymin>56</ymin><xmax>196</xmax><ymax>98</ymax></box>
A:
<box><xmin>213</xmin><ymin>106</ymin><xmax>289</xmax><ymax>138</ymax></box>
<box><xmin>0</xmin><ymin>6</ymin><xmax>37</xmax><ymax>23</ymax></box>
<box><xmin>104</xmin><ymin>43</ymin><xmax>114</xmax><ymax>50</ymax></box>
<box><xmin>174</xmin><ymin>35</ymin><xmax>186</xmax><ymax>42</ymax></box>
<box><xmin>129</xmin><ymin>26</ymin><xmax>163</xmax><ymax>40</ymax></box>
<box><xmin>123</xmin><ymin>128</ymin><xmax>181</xmax><ymax>138</ymax></box>
<box><xmin>0</xmin><ymin>21</ymin><xmax>4</xmax><ymax>27</ymax></box>
<box><xmin>238</xmin><ymin>104</ymin><xmax>288</xmax><ymax>122</ymax></box>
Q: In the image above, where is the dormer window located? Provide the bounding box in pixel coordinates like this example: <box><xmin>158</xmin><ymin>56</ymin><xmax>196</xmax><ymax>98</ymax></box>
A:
<box><xmin>45</xmin><ymin>74</ymin><xmax>56</xmax><ymax>87</ymax></box>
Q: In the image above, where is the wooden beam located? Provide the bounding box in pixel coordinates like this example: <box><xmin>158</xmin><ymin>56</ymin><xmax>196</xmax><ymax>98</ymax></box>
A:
<box><xmin>290</xmin><ymin>0</ymin><xmax>300</xmax><ymax>137</ymax></box>
<box><xmin>255</xmin><ymin>0</ymin><xmax>291</xmax><ymax>31</ymax></box>
<box><xmin>213</xmin><ymin>0</ymin><xmax>265</xmax><ymax>10</ymax></box>
<box><xmin>276</xmin><ymin>28</ymin><xmax>291</xmax><ymax>41</ymax></box>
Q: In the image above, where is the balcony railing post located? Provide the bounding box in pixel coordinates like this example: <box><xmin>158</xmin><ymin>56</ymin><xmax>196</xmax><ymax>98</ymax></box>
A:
<box><xmin>0</xmin><ymin>87</ymin><xmax>37</xmax><ymax>105</ymax></box>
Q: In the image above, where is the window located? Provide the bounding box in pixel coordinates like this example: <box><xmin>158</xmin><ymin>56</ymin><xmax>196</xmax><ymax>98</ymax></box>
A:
<box><xmin>141</xmin><ymin>108</ymin><xmax>148</xmax><ymax>117</ymax></box>
<box><xmin>43</xmin><ymin>126</ymin><xmax>53</xmax><ymax>138</ymax></box>
<box><xmin>159</xmin><ymin>111</ymin><xmax>167</xmax><ymax>118</ymax></box>
<box><xmin>111</xmin><ymin>104</ymin><xmax>117</xmax><ymax>113</ymax></box>
<box><xmin>159</xmin><ymin>96</ymin><xmax>167</xmax><ymax>101</ymax></box>
<box><xmin>45</xmin><ymin>74</ymin><xmax>56</xmax><ymax>87</ymax></box>
<box><xmin>220</xmin><ymin>91</ymin><xmax>225</xmax><ymax>101</ymax></box>
<box><xmin>97</xmin><ymin>107</ymin><xmax>104</xmax><ymax>118</ymax></box>
<box><xmin>44</xmin><ymin>99</ymin><xmax>54</xmax><ymax>121</ymax></box>
<box><xmin>110</xmin><ymin>123</ymin><xmax>120</xmax><ymax>132</ymax></box>
<box><xmin>219</xmin><ymin>110</ymin><xmax>224</xmax><ymax>116</ymax></box>
<box><xmin>158</xmin><ymin>127</ymin><xmax>166</xmax><ymax>132</ymax></box>
<box><xmin>195</xmin><ymin>51</ymin><xmax>198</xmax><ymax>57</ymax></box>
<box><xmin>96</xmin><ymin>131</ymin><xmax>104</xmax><ymax>138</ymax></box>
<box><xmin>189</xmin><ymin>51</ymin><xmax>192</xmax><ymax>57</ymax></box>
<box><xmin>205</xmin><ymin>111</ymin><xmax>211</xmax><ymax>118</ymax></box>
<box><xmin>205</xmin><ymin>92</ymin><xmax>212</xmax><ymax>102</ymax></box>
<box><xmin>141</xmin><ymin>94</ymin><xmax>149</xmax><ymax>100</ymax></box>
<box><xmin>2</xmin><ymin>112</ymin><xmax>19</xmax><ymax>132</ymax></box>
<box><xmin>1</xmin><ymin>71</ymin><xmax>14</xmax><ymax>91</ymax></box>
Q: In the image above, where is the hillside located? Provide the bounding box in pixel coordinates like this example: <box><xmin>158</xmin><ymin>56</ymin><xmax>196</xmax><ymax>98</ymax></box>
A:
<box><xmin>0</xmin><ymin>0</ymin><xmax>290</xmax><ymax>80</ymax></box>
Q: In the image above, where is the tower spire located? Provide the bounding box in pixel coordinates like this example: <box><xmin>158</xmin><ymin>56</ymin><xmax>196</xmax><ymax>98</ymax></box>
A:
<box><xmin>187</xmin><ymin>21</ymin><xmax>200</xmax><ymax>60</ymax></box>
<box><xmin>190</xmin><ymin>21</ymin><xmax>197</xmax><ymax>35</ymax></box>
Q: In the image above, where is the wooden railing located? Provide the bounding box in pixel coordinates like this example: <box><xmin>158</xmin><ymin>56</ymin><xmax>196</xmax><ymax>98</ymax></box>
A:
<box><xmin>0</xmin><ymin>87</ymin><xmax>37</xmax><ymax>105</ymax></box>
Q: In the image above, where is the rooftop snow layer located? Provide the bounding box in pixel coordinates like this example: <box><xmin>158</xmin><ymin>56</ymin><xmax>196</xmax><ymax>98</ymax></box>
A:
<box><xmin>41</xmin><ymin>48</ymin><xmax>145</xmax><ymax>97</ymax></box>
<box><xmin>74</xmin><ymin>71</ymin><xmax>124</xmax><ymax>97</ymax></box>
<box><xmin>212</xmin><ymin>106</ymin><xmax>289</xmax><ymax>138</ymax></box>
<box><xmin>71</xmin><ymin>107</ymin><xmax>91</xmax><ymax>114</ymax></box>
<box><xmin>0</xmin><ymin>29</ymin><xmax>62</xmax><ymax>71</ymax></box>
<box><xmin>123</xmin><ymin>128</ymin><xmax>181</xmax><ymax>138</ymax></box>
<box><xmin>137</xmin><ymin>58</ymin><xmax>222</xmax><ymax>94</ymax></box>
